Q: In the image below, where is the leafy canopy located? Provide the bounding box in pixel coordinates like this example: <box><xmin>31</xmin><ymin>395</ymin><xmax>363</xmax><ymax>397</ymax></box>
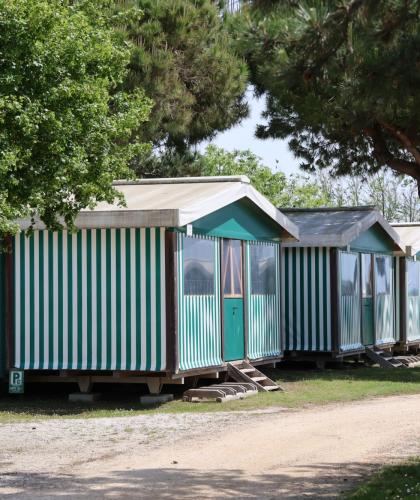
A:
<box><xmin>0</xmin><ymin>0</ymin><xmax>152</xmax><ymax>237</ymax></box>
<box><xmin>234</xmin><ymin>1</ymin><xmax>420</xmax><ymax>192</ymax></box>
<box><xmin>115</xmin><ymin>0</ymin><xmax>248</xmax><ymax>154</ymax></box>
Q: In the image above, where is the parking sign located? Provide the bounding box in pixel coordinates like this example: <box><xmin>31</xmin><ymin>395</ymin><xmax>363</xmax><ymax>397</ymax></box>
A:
<box><xmin>9</xmin><ymin>370</ymin><xmax>24</xmax><ymax>394</ymax></box>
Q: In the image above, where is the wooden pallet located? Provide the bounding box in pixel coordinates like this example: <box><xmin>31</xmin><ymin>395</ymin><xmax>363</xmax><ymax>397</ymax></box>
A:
<box><xmin>183</xmin><ymin>382</ymin><xmax>258</xmax><ymax>403</ymax></box>
<box><xmin>227</xmin><ymin>361</ymin><xmax>283</xmax><ymax>391</ymax></box>
<box><xmin>394</xmin><ymin>355</ymin><xmax>420</xmax><ymax>368</ymax></box>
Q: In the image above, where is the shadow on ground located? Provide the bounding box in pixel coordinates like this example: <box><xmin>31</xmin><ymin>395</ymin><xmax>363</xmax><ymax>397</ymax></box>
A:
<box><xmin>0</xmin><ymin>462</ymin><xmax>376</xmax><ymax>499</ymax></box>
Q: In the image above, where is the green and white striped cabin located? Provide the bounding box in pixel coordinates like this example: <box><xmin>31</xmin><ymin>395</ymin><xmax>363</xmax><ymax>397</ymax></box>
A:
<box><xmin>392</xmin><ymin>224</ymin><xmax>420</xmax><ymax>347</ymax></box>
<box><xmin>3</xmin><ymin>177</ymin><xmax>298</xmax><ymax>380</ymax></box>
<box><xmin>281</xmin><ymin>207</ymin><xmax>403</xmax><ymax>356</ymax></box>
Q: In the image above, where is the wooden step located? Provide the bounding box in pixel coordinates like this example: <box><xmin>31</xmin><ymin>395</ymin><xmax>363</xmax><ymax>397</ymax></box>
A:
<box><xmin>227</xmin><ymin>361</ymin><xmax>283</xmax><ymax>392</ymax></box>
<box><xmin>365</xmin><ymin>348</ymin><xmax>407</xmax><ymax>369</ymax></box>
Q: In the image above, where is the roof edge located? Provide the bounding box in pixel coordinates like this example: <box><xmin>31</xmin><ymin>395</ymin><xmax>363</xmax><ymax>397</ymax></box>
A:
<box><xmin>281</xmin><ymin>205</ymin><xmax>376</xmax><ymax>213</ymax></box>
<box><xmin>113</xmin><ymin>175</ymin><xmax>250</xmax><ymax>186</ymax></box>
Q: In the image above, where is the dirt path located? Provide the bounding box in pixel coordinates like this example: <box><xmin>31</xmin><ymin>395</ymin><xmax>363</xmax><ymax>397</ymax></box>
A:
<box><xmin>2</xmin><ymin>394</ymin><xmax>420</xmax><ymax>499</ymax></box>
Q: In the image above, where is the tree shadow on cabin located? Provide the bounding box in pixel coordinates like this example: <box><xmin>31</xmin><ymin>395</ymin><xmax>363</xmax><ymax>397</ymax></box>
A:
<box><xmin>0</xmin><ymin>462</ymin><xmax>378</xmax><ymax>499</ymax></box>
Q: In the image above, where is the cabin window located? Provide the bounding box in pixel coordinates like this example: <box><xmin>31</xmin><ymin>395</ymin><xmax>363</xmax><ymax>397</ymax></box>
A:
<box><xmin>250</xmin><ymin>244</ymin><xmax>276</xmax><ymax>295</ymax></box>
<box><xmin>222</xmin><ymin>239</ymin><xmax>243</xmax><ymax>297</ymax></box>
<box><xmin>340</xmin><ymin>253</ymin><xmax>359</xmax><ymax>295</ymax></box>
<box><xmin>375</xmin><ymin>255</ymin><xmax>391</xmax><ymax>295</ymax></box>
<box><xmin>361</xmin><ymin>254</ymin><xmax>373</xmax><ymax>298</ymax></box>
<box><xmin>183</xmin><ymin>236</ymin><xmax>215</xmax><ymax>295</ymax></box>
<box><xmin>407</xmin><ymin>260</ymin><xmax>420</xmax><ymax>297</ymax></box>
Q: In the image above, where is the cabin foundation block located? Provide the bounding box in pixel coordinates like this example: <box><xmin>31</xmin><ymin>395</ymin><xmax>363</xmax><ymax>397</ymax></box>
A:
<box><xmin>68</xmin><ymin>392</ymin><xmax>102</xmax><ymax>403</ymax></box>
<box><xmin>140</xmin><ymin>394</ymin><xmax>174</xmax><ymax>405</ymax></box>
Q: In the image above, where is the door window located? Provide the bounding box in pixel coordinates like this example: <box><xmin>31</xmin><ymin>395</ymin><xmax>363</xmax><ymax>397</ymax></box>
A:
<box><xmin>361</xmin><ymin>254</ymin><xmax>373</xmax><ymax>298</ymax></box>
<box><xmin>375</xmin><ymin>255</ymin><xmax>391</xmax><ymax>295</ymax></box>
<box><xmin>222</xmin><ymin>239</ymin><xmax>243</xmax><ymax>297</ymax></box>
<box><xmin>340</xmin><ymin>253</ymin><xmax>359</xmax><ymax>296</ymax></box>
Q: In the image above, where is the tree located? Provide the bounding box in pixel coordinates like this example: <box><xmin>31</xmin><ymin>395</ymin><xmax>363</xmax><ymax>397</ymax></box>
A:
<box><xmin>234</xmin><ymin>1</ymin><xmax>420</xmax><ymax>193</ymax></box>
<box><xmin>198</xmin><ymin>145</ymin><xmax>332</xmax><ymax>207</ymax></box>
<box><xmin>0</xmin><ymin>0</ymin><xmax>152</xmax><ymax>238</ymax></box>
<box><xmin>115</xmin><ymin>0</ymin><xmax>248</xmax><ymax>158</ymax></box>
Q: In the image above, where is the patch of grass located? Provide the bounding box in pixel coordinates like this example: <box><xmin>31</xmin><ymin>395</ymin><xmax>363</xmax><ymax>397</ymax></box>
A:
<box><xmin>345</xmin><ymin>457</ymin><xmax>420</xmax><ymax>499</ymax></box>
<box><xmin>1</xmin><ymin>365</ymin><xmax>420</xmax><ymax>423</ymax></box>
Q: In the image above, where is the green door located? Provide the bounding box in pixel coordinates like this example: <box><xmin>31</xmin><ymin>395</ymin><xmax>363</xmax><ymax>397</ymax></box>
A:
<box><xmin>361</xmin><ymin>253</ymin><xmax>375</xmax><ymax>345</ymax></box>
<box><xmin>222</xmin><ymin>239</ymin><xmax>245</xmax><ymax>361</ymax></box>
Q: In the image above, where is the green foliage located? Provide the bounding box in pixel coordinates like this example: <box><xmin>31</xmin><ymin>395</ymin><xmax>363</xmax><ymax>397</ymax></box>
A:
<box><xmin>198</xmin><ymin>145</ymin><xmax>332</xmax><ymax>207</ymax></box>
<box><xmin>234</xmin><ymin>1</ymin><xmax>420</xmax><ymax>190</ymax></box>
<box><xmin>116</xmin><ymin>0</ymin><xmax>248</xmax><ymax>157</ymax></box>
<box><xmin>0</xmin><ymin>0</ymin><xmax>152</xmax><ymax>237</ymax></box>
<box><xmin>346</xmin><ymin>458</ymin><xmax>420</xmax><ymax>499</ymax></box>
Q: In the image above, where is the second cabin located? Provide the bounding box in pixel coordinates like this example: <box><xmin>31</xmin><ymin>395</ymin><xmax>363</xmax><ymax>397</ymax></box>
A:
<box><xmin>280</xmin><ymin>207</ymin><xmax>403</xmax><ymax>364</ymax></box>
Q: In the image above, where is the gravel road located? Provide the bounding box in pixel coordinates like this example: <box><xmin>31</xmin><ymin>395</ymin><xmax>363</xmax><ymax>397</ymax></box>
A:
<box><xmin>1</xmin><ymin>394</ymin><xmax>420</xmax><ymax>499</ymax></box>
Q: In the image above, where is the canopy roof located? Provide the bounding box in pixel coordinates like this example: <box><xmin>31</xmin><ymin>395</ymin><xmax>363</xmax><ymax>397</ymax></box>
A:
<box><xmin>281</xmin><ymin>206</ymin><xmax>403</xmax><ymax>250</ymax></box>
<box><xmin>21</xmin><ymin>176</ymin><xmax>299</xmax><ymax>240</ymax></box>
<box><xmin>392</xmin><ymin>223</ymin><xmax>420</xmax><ymax>256</ymax></box>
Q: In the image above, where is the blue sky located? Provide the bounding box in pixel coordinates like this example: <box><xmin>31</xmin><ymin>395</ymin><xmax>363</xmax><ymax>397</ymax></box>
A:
<box><xmin>199</xmin><ymin>92</ymin><xmax>301</xmax><ymax>175</ymax></box>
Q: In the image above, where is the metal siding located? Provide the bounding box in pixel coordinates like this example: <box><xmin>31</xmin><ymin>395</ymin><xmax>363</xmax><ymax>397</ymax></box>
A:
<box><xmin>338</xmin><ymin>251</ymin><xmax>363</xmax><ymax>352</ymax></box>
<box><xmin>281</xmin><ymin>247</ymin><xmax>332</xmax><ymax>351</ymax></box>
<box><xmin>13</xmin><ymin>228</ymin><xmax>166</xmax><ymax>371</ymax></box>
<box><xmin>405</xmin><ymin>258</ymin><xmax>420</xmax><ymax>342</ymax></box>
<box><xmin>246</xmin><ymin>241</ymin><xmax>281</xmax><ymax>359</ymax></box>
<box><xmin>375</xmin><ymin>254</ymin><xmax>397</xmax><ymax>345</ymax></box>
<box><xmin>177</xmin><ymin>233</ymin><xmax>222</xmax><ymax>371</ymax></box>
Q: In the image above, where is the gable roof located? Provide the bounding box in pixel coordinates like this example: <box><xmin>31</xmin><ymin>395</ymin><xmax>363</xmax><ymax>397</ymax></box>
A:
<box><xmin>281</xmin><ymin>206</ymin><xmax>403</xmax><ymax>250</ymax></box>
<box><xmin>19</xmin><ymin>176</ymin><xmax>299</xmax><ymax>240</ymax></box>
<box><xmin>392</xmin><ymin>223</ymin><xmax>420</xmax><ymax>256</ymax></box>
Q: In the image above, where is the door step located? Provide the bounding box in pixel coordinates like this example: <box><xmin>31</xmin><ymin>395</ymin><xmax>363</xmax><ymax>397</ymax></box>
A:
<box><xmin>365</xmin><ymin>348</ymin><xmax>407</xmax><ymax>368</ymax></box>
<box><xmin>183</xmin><ymin>382</ymin><xmax>258</xmax><ymax>403</ymax></box>
<box><xmin>227</xmin><ymin>361</ymin><xmax>283</xmax><ymax>391</ymax></box>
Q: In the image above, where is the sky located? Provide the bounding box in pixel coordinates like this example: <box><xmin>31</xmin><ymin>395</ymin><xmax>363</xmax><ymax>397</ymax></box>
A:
<box><xmin>199</xmin><ymin>92</ymin><xmax>301</xmax><ymax>175</ymax></box>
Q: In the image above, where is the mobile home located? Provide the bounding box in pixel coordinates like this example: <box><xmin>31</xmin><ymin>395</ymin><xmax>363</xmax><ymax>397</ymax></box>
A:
<box><xmin>281</xmin><ymin>207</ymin><xmax>403</xmax><ymax>364</ymax></box>
<box><xmin>2</xmin><ymin>176</ymin><xmax>298</xmax><ymax>393</ymax></box>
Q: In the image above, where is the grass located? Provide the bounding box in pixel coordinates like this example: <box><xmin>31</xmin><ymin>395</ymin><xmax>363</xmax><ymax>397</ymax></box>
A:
<box><xmin>345</xmin><ymin>458</ymin><xmax>420</xmax><ymax>499</ymax></box>
<box><xmin>2</xmin><ymin>364</ymin><xmax>420</xmax><ymax>424</ymax></box>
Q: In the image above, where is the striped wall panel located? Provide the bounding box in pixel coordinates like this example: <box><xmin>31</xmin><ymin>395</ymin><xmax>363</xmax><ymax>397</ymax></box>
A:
<box><xmin>13</xmin><ymin>228</ymin><xmax>166</xmax><ymax>371</ymax></box>
<box><xmin>281</xmin><ymin>247</ymin><xmax>332</xmax><ymax>352</ymax></box>
<box><xmin>339</xmin><ymin>296</ymin><xmax>362</xmax><ymax>351</ymax></box>
<box><xmin>395</xmin><ymin>257</ymin><xmax>401</xmax><ymax>343</ymax></box>
<box><xmin>246</xmin><ymin>242</ymin><xmax>281</xmax><ymax>359</ymax></box>
<box><xmin>177</xmin><ymin>234</ymin><xmax>222</xmax><ymax>371</ymax></box>
<box><xmin>375</xmin><ymin>255</ymin><xmax>396</xmax><ymax>345</ymax></box>
<box><xmin>407</xmin><ymin>297</ymin><xmax>420</xmax><ymax>342</ymax></box>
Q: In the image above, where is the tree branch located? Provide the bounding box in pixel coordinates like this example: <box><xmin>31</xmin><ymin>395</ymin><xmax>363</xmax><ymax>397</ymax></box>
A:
<box><xmin>365</xmin><ymin>125</ymin><xmax>420</xmax><ymax>195</ymax></box>
<box><xmin>378</xmin><ymin>121</ymin><xmax>420</xmax><ymax>164</ymax></box>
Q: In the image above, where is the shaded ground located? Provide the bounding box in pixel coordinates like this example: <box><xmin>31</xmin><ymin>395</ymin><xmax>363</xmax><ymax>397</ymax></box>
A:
<box><xmin>2</xmin><ymin>365</ymin><xmax>420</xmax><ymax>422</ymax></box>
<box><xmin>1</xmin><ymin>393</ymin><xmax>420</xmax><ymax>498</ymax></box>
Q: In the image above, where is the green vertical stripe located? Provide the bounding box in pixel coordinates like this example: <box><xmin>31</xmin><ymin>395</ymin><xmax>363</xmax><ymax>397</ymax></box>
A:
<box><xmin>57</xmin><ymin>232</ymin><xmax>64</xmax><ymax>369</ymax></box>
<box><xmin>322</xmin><ymin>249</ymin><xmax>328</xmax><ymax>350</ymax></box>
<box><xmin>145</xmin><ymin>229</ymin><xmax>151</xmax><ymax>371</ymax></box>
<box><xmin>67</xmin><ymin>234</ymin><xmax>73</xmax><ymax>367</ymax></box>
<box><xmin>86</xmin><ymin>230</ymin><xmax>92</xmax><ymax>369</ymax></box>
<box><xmin>307</xmin><ymin>248</ymin><xmax>312</xmax><ymax>351</ymax></box>
<box><xmin>76</xmin><ymin>231</ymin><xmax>83</xmax><ymax>369</ymax></box>
<box><xmin>125</xmin><ymin>229</ymin><xmax>131</xmax><ymax>369</ymax></box>
<box><xmin>299</xmin><ymin>249</ymin><xmax>305</xmax><ymax>350</ymax></box>
<box><xmin>135</xmin><ymin>229</ymin><xmax>141</xmax><ymax>370</ymax></box>
<box><xmin>315</xmin><ymin>248</ymin><xmax>320</xmax><ymax>351</ymax></box>
<box><xmin>96</xmin><ymin>229</ymin><xmax>102</xmax><ymax>368</ymax></box>
<box><xmin>115</xmin><ymin>229</ymin><xmax>122</xmax><ymax>370</ymax></box>
<box><xmin>106</xmin><ymin>229</ymin><xmax>112</xmax><ymax>370</ymax></box>
<box><xmin>284</xmin><ymin>248</ymin><xmax>290</xmax><ymax>350</ymax></box>
<box><xmin>19</xmin><ymin>232</ymin><xmax>25</xmax><ymax>366</ymax></box>
<box><xmin>155</xmin><ymin>229</ymin><xmax>162</xmax><ymax>371</ymax></box>
<box><xmin>48</xmin><ymin>232</ymin><xmax>54</xmax><ymax>369</ymax></box>
<box><xmin>29</xmin><ymin>233</ymin><xmax>35</xmax><ymax>369</ymax></box>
